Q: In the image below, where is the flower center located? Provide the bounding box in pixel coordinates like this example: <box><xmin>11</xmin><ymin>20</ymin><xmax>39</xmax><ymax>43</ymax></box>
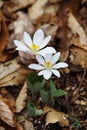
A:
<box><xmin>45</xmin><ymin>62</ymin><xmax>52</xmax><ymax>70</ymax></box>
<box><xmin>30</xmin><ymin>44</ymin><xmax>40</xmax><ymax>52</ymax></box>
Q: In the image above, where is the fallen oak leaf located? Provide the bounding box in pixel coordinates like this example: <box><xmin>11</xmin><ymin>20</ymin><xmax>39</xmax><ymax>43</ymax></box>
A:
<box><xmin>0</xmin><ymin>95</ymin><xmax>16</xmax><ymax>127</ymax></box>
<box><xmin>43</xmin><ymin>106</ymin><xmax>69</xmax><ymax>127</ymax></box>
<box><xmin>15</xmin><ymin>81</ymin><xmax>28</xmax><ymax>113</ymax></box>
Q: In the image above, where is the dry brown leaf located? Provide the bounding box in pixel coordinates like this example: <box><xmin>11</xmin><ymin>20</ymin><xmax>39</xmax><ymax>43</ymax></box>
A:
<box><xmin>0</xmin><ymin>11</ymin><xmax>8</xmax><ymax>57</ymax></box>
<box><xmin>44</xmin><ymin>4</ymin><xmax>59</xmax><ymax>16</ymax></box>
<box><xmin>16</xmin><ymin>122</ymin><xmax>24</xmax><ymax>130</ymax></box>
<box><xmin>19</xmin><ymin>51</ymin><xmax>35</xmax><ymax>65</ymax></box>
<box><xmin>0</xmin><ymin>57</ymin><xmax>20</xmax><ymax>80</ymax></box>
<box><xmin>43</xmin><ymin>106</ymin><xmax>69</xmax><ymax>127</ymax></box>
<box><xmin>0</xmin><ymin>127</ymin><xmax>5</xmax><ymax>130</ymax></box>
<box><xmin>0</xmin><ymin>52</ymin><xmax>17</xmax><ymax>63</ymax></box>
<box><xmin>49</xmin><ymin>0</ymin><xmax>62</xmax><ymax>3</ymax></box>
<box><xmin>70</xmin><ymin>46</ymin><xmax>87</xmax><ymax>68</ymax></box>
<box><xmin>0</xmin><ymin>11</ymin><xmax>17</xmax><ymax>62</ymax></box>
<box><xmin>23</xmin><ymin>120</ymin><xmax>35</xmax><ymax>130</ymax></box>
<box><xmin>28</xmin><ymin>0</ymin><xmax>48</xmax><ymax>19</ymax></box>
<box><xmin>9</xmin><ymin>11</ymin><xmax>35</xmax><ymax>36</ymax></box>
<box><xmin>15</xmin><ymin>81</ymin><xmax>28</xmax><ymax>113</ymax></box>
<box><xmin>0</xmin><ymin>95</ymin><xmax>16</xmax><ymax>127</ymax></box>
<box><xmin>2</xmin><ymin>0</ymin><xmax>35</xmax><ymax>13</ymax></box>
<box><xmin>0</xmin><ymin>0</ymin><xmax>4</xmax><ymax>8</ymax></box>
<box><xmin>68</xmin><ymin>12</ymin><xmax>87</xmax><ymax>45</ymax></box>
<box><xmin>71</xmin><ymin>35</ymin><xmax>87</xmax><ymax>51</ymax></box>
<box><xmin>0</xmin><ymin>119</ymin><xmax>24</xmax><ymax>130</ymax></box>
<box><xmin>0</xmin><ymin>88</ymin><xmax>16</xmax><ymax>111</ymax></box>
<box><xmin>40</xmin><ymin>24</ymin><xmax>58</xmax><ymax>39</ymax></box>
<box><xmin>17</xmin><ymin>116</ymin><xmax>34</xmax><ymax>130</ymax></box>
<box><xmin>0</xmin><ymin>67</ymin><xmax>30</xmax><ymax>87</ymax></box>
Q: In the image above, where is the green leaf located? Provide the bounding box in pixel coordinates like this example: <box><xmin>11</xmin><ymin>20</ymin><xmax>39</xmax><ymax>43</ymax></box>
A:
<box><xmin>69</xmin><ymin>116</ymin><xmax>81</xmax><ymax>130</ymax></box>
<box><xmin>27</xmin><ymin>71</ymin><xmax>46</xmax><ymax>93</ymax></box>
<box><xmin>35</xmin><ymin>109</ymin><xmax>43</xmax><ymax>116</ymax></box>
<box><xmin>50</xmin><ymin>80</ymin><xmax>67</xmax><ymax>98</ymax></box>
<box><xmin>27</xmin><ymin>71</ymin><xmax>43</xmax><ymax>84</ymax></box>
<box><xmin>33</xmin><ymin>79</ymin><xmax>46</xmax><ymax>92</ymax></box>
<box><xmin>28</xmin><ymin>102</ymin><xmax>35</xmax><ymax>116</ymax></box>
<box><xmin>50</xmin><ymin>80</ymin><xmax>58</xmax><ymax>98</ymax></box>
<box><xmin>55</xmin><ymin>89</ymin><xmax>67</xmax><ymax>97</ymax></box>
<box><xmin>40</xmin><ymin>89</ymin><xmax>49</xmax><ymax>103</ymax></box>
<box><xmin>28</xmin><ymin>102</ymin><xmax>43</xmax><ymax>116</ymax></box>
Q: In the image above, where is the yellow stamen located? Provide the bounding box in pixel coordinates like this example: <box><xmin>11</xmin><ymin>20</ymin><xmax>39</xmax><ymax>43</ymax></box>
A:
<box><xmin>45</xmin><ymin>62</ymin><xmax>52</xmax><ymax>70</ymax></box>
<box><xmin>30</xmin><ymin>44</ymin><xmax>40</xmax><ymax>52</ymax></box>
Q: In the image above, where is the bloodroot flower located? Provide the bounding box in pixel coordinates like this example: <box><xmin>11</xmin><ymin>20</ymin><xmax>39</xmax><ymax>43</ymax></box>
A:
<box><xmin>28</xmin><ymin>52</ymin><xmax>68</xmax><ymax>80</ymax></box>
<box><xmin>14</xmin><ymin>29</ymin><xmax>56</xmax><ymax>56</ymax></box>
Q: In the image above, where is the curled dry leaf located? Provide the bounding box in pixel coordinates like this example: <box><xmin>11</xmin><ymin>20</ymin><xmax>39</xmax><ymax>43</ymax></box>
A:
<box><xmin>28</xmin><ymin>0</ymin><xmax>48</xmax><ymax>19</ymax></box>
<box><xmin>0</xmin><ymin>95</ymin><xmax>16</xmax><ymax>127</ymax></box>
<box><xmin>0</xmin><ymin>57</ymin><xmax>20</xmax><ymax>80</ymax></box>
<box><xmin>43</xmin><ymin>106</ymin><xmax>69</xmax><ymax>127</ymax></box>
<box><xmin>15</xmin><ymin>81</ymin><xmax>28</xmax><ymax>113</ymax></box>
<box><xmin>70</xmin><ymin>46</ymin><xmax>87</xmax><ymax>68</ymax></box>
<box><xmin>68</xmin><ymin>12</ymin><xmax>87</xmax><ymax>45</ymax></box>
<box><xmin>0</xmin><ymin>67</ymin><xmax>30</xmax><ymax>87</ymax></box>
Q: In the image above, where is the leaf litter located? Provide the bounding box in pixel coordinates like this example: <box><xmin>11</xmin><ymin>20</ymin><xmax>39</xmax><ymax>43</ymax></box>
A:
<box><xmin>0</xmin><ymin>0</ymin><xmax>87</xmax><ymax>130</ymax></box>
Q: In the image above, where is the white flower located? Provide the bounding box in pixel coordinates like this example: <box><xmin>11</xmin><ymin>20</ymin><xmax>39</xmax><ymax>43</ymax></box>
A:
<box><xmin>14</xmin><ymin>29</ymin><xmax>56</xmax><ymax>56</ymax></box>
<box><xmin>28</xmin><ymin>52</ymin><xmax>68</xmax><ymax>80</ymax></box>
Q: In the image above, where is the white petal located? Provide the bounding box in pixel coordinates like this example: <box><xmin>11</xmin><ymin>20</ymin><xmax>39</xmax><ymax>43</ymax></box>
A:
<box><xmin>38</xmin><ymin>47</ymin><xmax>56</xmax><ymax>57</ymax></box>
<box><xmin>33</xmin><ymin>29</ymin><xmax>44</xmax><ymax>45</ymax></box>
<box><xmin>40</xmin><ymin>35</ymin><xmax>51</xmax><ymax>49</ymax></box>
<box><xmin>52</xmin><ymin>62</ymin><xmax>68</xmax><ymax>69</ymax></box>
<box><xmin>51</xmin><ymin>69</ymin><xmax>60</xmax><ymax>77</ymax></box>
<box><xmin>45</xmin><ymin>53</ymin><xmax>52</xmax><ymax>62</ymax></box>
<box><xmin>24</xmin><ymin>32</ymin><xmax>32</xmax><ymax>47</ymax></box>
<box><xmin>14</xmin><ymin>40</ymin><xmax>30</xmax><ymax>52</ymax></box>
<box><xmin>38</xmin><ymin>70</ymin><xmax>52</xmax><ymax>80</ymax></box>
<box><xmin>51</xmin><ymin>52</ymin><xmax>60</xmax><ymax>65</ymax></box>
<box><xmin>28</xmin><ymin>64</ymin><xmax>45</xmax><ymax>70</ymax></box>
<box><xmin>36</xmin><ymin>55</ymin><xmax>45</xmax><ymax>65</ymax></box>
